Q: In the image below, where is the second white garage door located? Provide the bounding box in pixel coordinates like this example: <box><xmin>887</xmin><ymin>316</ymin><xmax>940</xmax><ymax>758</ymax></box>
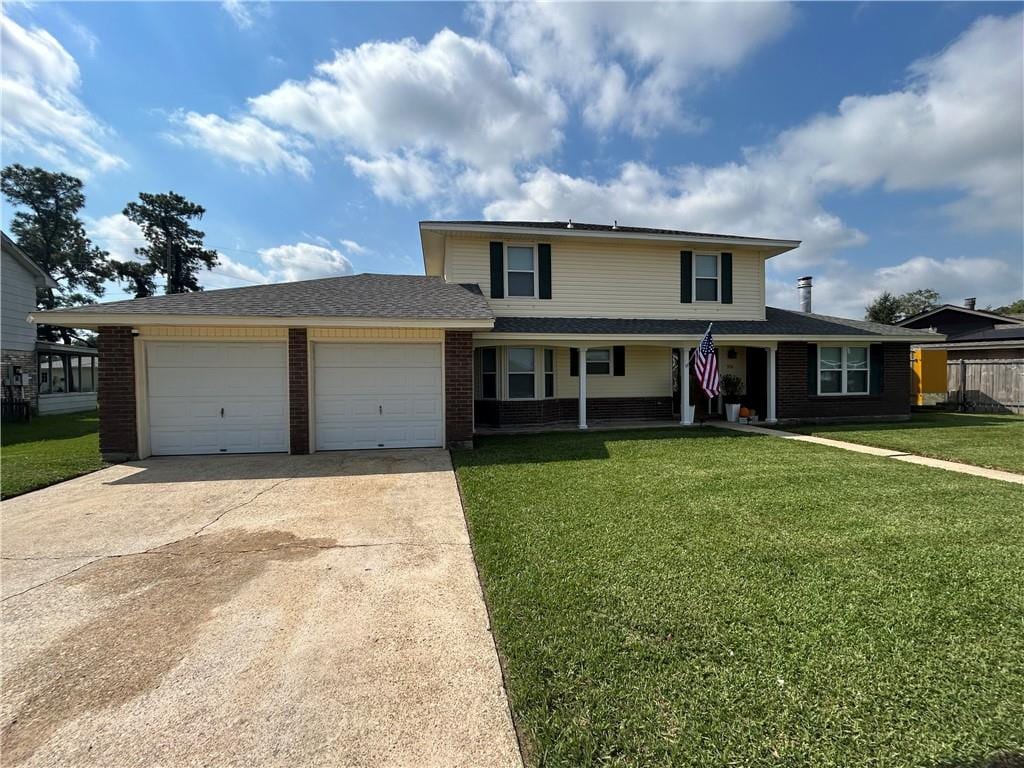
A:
<box><xmin>314</xmin><ymin>343</ymin><xmax>443</xmax><ymax>450</ymax></box>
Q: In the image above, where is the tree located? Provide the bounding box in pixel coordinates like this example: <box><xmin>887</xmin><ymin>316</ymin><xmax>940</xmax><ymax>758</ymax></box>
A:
<box><xmin>1</xmin><ymin>164</ymin><xmax>113</xmax><ymax>342</ymax></box>
<box><xmin>897</xmin><ymin>288</ymin><xmax>940</xmax><ymax>319</ymax></box>
<box><xmin>865</xmin><ymin>291</ymin><xmax>902</xmax><ymax>324</ymax></box>
<box><xmin>113</xmin><ymin>260</ymin><xmax>158</xmax><ymax>299</ymax></box>
<box><xmin>123</xmin><ymin>191</ymin><xmax>218</xmax><ymax>294</ymax></box>
<box><xmin>991</xmin><ymin>298</ymin><xmax>1024</xmax><ymax>315</ymax></box>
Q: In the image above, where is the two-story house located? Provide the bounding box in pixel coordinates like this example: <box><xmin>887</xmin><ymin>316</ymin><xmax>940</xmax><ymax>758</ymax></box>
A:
<box><xmin>33</xmin><ymin>220</ymin><xmax>938</xmax><ymax>460</ymax></box>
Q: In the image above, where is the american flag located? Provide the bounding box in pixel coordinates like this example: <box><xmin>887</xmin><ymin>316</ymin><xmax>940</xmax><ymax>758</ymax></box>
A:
<box><xmin>693</xmin><ymin>324</ymin><xmax>720</xmax><ymax>398</ymax></box>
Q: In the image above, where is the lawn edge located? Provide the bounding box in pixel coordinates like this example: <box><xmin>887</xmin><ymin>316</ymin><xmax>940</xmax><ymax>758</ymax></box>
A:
<box><xmin>0</xmin><ymin>462</ymin><xmax>111</xmax><ymax>502</ymax></box>
<box><xmin>449</xmin><ymin>448</ymin><xmax>531</xmax><ymax>768</ymax></box>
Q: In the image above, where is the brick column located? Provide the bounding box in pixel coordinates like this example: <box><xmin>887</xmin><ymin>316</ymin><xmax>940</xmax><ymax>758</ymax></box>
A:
<box><xmin>288</xmin><ymin>328</ymin><xmax>310</xmax><ymax>454</ymax></box>
<box><xmin>444</xmin><ymin>330</ymin><xmax>474</xmax><ymax>448</ymax></box>
<box><xmin>97</xmin><ymin>326</ymin><xmax>138</xmax><ymax>461</ymax></box>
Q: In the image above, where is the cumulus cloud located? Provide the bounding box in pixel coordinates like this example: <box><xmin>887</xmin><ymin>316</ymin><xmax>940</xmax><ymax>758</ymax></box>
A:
<box><xmin>85</xmin><ymin>213</ymin><xmax>146</xmax><ymax>263</ymax></box>
<box><xmin>256</xmin><ymin>242</ymin><xmax>356</xmax><ymax>282</ymax></box>
<box><xmin>0</xmin><ymin>15</ymin><xmax>126</xmax><ymax>176</ymax></box>
<box><xmin>476</xmin><ymin>2</ymin><xmax>793</xmax><ymax>136</ymax></box>
<box><xmin>168</xmin><ymin>111</ymin><xmax>313</xmax><ymax>177</ymax></box>
<box><xmin>486</xmin><ymin>12</ymin><xmax>1024</xmax><ymax>266</ymax></box>
<box><xmin>768</xmin><ymin>255</ymin><xmax>1024</xmax><ymax>318</ymax></box>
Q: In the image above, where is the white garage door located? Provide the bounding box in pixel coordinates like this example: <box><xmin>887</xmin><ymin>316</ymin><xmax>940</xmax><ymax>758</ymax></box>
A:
<box><xmin>314</xmin><ymin>343</ymin><xmax>443</xmax><ymax>450</ymax></box>
<box><xmin>146</xmin><ymin>342</ymin><xmax>288</xmax><ymax>455</ymax></box>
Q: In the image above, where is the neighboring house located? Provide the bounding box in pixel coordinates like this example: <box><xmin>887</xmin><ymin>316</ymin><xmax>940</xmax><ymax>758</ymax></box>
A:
<box><xmin>898</xmin><ymin>300</ymin><xmax>1024</xmax><ymax>360</ymax></box>
<box><xmin>899</xmin><ymin>299</ymin><xmax>1024</xmax><ymax>412</ymax></box>
<box><xmin>2</xmin><ymin>232</ymin><xmax>99</xmax><ymax>416</ymax></box>
<box><xmin>33</xmin><ymin>220</ymin><xmax>939</xmax><ymax>461</ymax></box>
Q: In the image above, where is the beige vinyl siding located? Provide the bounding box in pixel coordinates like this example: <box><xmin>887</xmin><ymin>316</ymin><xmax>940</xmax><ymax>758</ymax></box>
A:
<box><xmin>2</xmin><ymin>250</ymin><xmax>39</xmax><ymax>351</ymax></box>
<box><xmin>310</xmin><ymin>328</ymin><xmax>444</xmax><ymax>341</ymax></box>
<box><xmin>554</xmin><ymin>346</ymin><xmax>671</xmax><ymax>399</ymax></box>
<box><xmin>443</xmin><ymin>235</ymin><xmax>766</xmax><ymax>320</ymax></box>
<box><xmin>139</xmin><ymin>326</ymin><xmax>287</xmax><ymax>339</ymax></box>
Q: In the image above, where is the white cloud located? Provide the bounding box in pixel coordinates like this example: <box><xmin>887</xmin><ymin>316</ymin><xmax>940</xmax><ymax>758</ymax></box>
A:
<box><xmin>768</xmin><ymin>255</ymin><xmax>1023</xmax><ymax>318</ymax></box>
<box><xmin>486</xmin><ymin>12</ymin><xmax>1024</xmax><ymax>267</ymax></box>
<box><xmin>85</xmin><ymin>213</ymin><xmax>145</xmax><ymax>263</ymax></box>
<box><xmin>204</xmin><ymin>252</ymin><xmax>270</xmax><ymax>289</ymax></box>
<box><xmin>345</xmin><ymin>152</ymin><xmax>438</xmax><ymax>203</ymax></box>
<box><xmin>221</xmin><ymin>0</ymin><xmax>269</xmax><ymax>30</ymax></box>
<box><xmin>256</xmin><ymin>242</ymin><xmax>356</xmax><ymax>282</ymax></box>
<box><xmin>476</xmin><ymin>2</ymin><xmax>792</xmax><ymax>136</ymax></box>
<box><xmin>167</xmin><ymin>111</ymin><xmax>313</xmax><ymax>177</ymax></box>
<box><xmin>0</xmin><ymin>16</ymin><xmax>126</xmax><ymax>175</ymax></box>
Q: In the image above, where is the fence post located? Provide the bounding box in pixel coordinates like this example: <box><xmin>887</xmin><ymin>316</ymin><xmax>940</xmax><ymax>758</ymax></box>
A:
<box><xmin>958</xmin><ymin>358</ymin><xmax>966</xmax><ymax>411</ymax></box>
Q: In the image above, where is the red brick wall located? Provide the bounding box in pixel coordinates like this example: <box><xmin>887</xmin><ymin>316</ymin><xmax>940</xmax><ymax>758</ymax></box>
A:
<box><xmin>97</xmin><ymin>326</ymin><xmax>138</xmax><ymax>460</ymax></box>
<box><xmin>776</xmin><ymin>341</ymin><xmax>911</xmax><ymax>423</ymax></box>
<box><xmin>445</xmin><ymin>330</ymin><xmax>474</xmax><ymax>446</ymax></box>
<box><xmin>476</xmin><ymin>396</ymin><xmax>673</xmax><ymax>427</ymax></box>
<box><xmin>288</xmin><ymin>328</ymin><xmax>309</xmax><ymax>454</ymax></box>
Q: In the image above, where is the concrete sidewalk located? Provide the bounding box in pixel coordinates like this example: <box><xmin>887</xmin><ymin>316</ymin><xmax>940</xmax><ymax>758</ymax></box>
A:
<box><xmin>713</xmin><ymin>422</ymin><xmax>1024</xmax><ymax>485</ymax></box>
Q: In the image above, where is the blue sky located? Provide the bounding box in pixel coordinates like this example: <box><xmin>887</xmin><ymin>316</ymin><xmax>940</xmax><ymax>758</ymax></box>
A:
<box><xmin>2</xmin><ymin>1</ymin><xmax>1022</xmax><ymax>316</ymax></box>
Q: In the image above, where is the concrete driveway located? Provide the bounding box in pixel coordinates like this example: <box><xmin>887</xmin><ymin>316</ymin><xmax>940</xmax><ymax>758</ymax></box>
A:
<box><xmin>1</xmin><ymin>450</ymin><xmax>521</xmax><ymax>768</ymax></box>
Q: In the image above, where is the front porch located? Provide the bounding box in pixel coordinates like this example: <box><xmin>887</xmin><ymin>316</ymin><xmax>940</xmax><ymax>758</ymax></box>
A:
<box><xmin>471</xmin><ymin>341</ymin><xmax>778</xmax><ymax>433</ymax></box>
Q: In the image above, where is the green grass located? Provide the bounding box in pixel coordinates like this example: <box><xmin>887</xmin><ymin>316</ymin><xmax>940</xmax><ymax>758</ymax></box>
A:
<box><xmin>787</xmin><ymin>412</ymin><xmax>1024</xmax><ymax>474</ymax></box>
<box><xmin>454</xmin><ymin>429</ymin><xmax>1024</xmax><ymax>767</ymax></box>
<box><xmin>1</xmin><ymin>410</ymin><xmax>105</xmax><ymax>499</ymax></box>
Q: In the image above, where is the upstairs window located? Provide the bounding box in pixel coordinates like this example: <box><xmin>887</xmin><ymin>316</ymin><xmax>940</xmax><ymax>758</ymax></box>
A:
<box><xmin>506</xmin><ymin>245</ymin><xmax>536</xmax><ymax>297</ymax></box>
<box><xmin>694</xmin><ymin>254</ymin><xmax>719</xmax><ymax>301</ymax></box>
<box><xmin>819</xmin><ymin>346</ymin><xmax>869</xmax><ymax>395</ymax></box>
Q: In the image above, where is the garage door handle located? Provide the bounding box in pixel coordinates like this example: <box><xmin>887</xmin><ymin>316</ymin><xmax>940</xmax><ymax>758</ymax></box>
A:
<box><xmin>379</xmin><ymin>404</ymin><xmax>382</xmax><ymax>415</ymax></box>
<box><xmin>220</xmin><ymin>407</ymin><xmax>224</xmax><ymax>418</ymax></box>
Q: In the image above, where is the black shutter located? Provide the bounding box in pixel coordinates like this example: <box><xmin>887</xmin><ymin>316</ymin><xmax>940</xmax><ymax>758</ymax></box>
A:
<box><xmin>869</xmin><ymin>344</ymin><xmax>884</xmax><ymax>395</ymax></box>
<box><xmin>570</xmin><ymin>348</ymin><xmax>579</xmax><ymax>377</ymax></box>
<box><xmin>720</xmin><ymin>252</ymin><xmax>733</xmax><ymax>304</ymax></box>
<box><xmin>613</xmin><ymin>346</ymin><xmax>626</xmax><ymax>376</ymax></box>
<box><xmin>538</xmin><ymin>243</ymin><xmax>552</xmax><ymax>299</ymax></box>
<box><xmin>489</xmin><ymin>242</ymin><xmax>504</xmax><ymax>299</ymax></box>
<box><xmin>807</xmin><ymin>343</ymin><xmax>818</xmax><ymax>396</ymax></box>
<box><xmin>680</xmin><ymin>251</ymin><xmax>693</xmax><ymax>303</ymax></box>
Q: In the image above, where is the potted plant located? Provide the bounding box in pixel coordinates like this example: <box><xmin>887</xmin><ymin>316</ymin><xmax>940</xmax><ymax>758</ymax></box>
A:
<box><xmin>720</xmin><ymin>374</ymin><xmax>744</xmax><ymax>422</ymax></box>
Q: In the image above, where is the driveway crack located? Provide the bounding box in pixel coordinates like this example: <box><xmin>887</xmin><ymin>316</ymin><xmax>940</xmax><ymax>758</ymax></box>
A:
<box><xmin>192</xmin><ymin>476</ymin><xmax>294</xmax><ymax>536</ymax></box>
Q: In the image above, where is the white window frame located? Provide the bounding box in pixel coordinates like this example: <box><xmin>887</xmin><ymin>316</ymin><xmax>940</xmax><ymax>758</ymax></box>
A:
<box><xmin>506</xmin><ymin>347</ymin><xmax>537</xmax><ymax>400</ymax></box>
<box><xmin>504</xmin><ymin>243</ymin><xmax>538</xmax><ymax>299</ymax></box>
<box><xmin>586</xmin><ymin>348</ymin><xmax>612</xmax><ymax>376</ymax></box>
<box><xmin>817</xmin><ymin>345</ymin><xmax>870</xmax><ymax>396</ymax></box>
<box><xmin>693</xmin><ymin>253</ymin><xmax>721</xmax><ymax>303</ymax></box>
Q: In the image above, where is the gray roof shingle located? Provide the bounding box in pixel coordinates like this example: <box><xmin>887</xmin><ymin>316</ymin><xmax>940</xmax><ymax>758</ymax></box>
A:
<box><xmin>492</xmin><ymin>308</ymin><xmax>939</xmax><ymax>337</ymax></box>
<box><xmin>36</xmin><ymin>274</ymin><xmax>494</xmax><ymax>321</ymax></box>
<box><xmin>420</xmin><ymin>220</ymin><xmax>797</xmax><ymax>244</ymax></box>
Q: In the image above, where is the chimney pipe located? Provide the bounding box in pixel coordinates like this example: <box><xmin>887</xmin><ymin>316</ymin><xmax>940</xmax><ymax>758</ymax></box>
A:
<box><xmin>797</xmin><ymin>276</ymin><xmax>813</xmax><ymax>313</ymax></box>
<box><xmin>964</xmin><ymin>297</ymin><xmax>976</xmax><ymax>310</ymax></box>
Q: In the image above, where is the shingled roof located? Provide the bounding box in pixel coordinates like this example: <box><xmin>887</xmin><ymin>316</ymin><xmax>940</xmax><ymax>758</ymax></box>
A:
<box><xmin>420</xmin><ymin>220</ymin><xmax>795</xmax><ymax>244</ymax></box>
<box><xmin>33</xmin><ymin>274</ymin><xmax>493</xmax><ymax>321</ymax></box>
<box><xmin>491</xmin><ymin>308</ymin><xmax>940</xmax><ymax>338</ymax></box>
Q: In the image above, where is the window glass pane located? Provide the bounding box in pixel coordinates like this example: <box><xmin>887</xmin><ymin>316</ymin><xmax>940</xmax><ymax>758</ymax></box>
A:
<box><xmin>544</xmin><ymin>349</ymin><xmax>554</xmax><ymax>373</ymax></box>
<box><xmin>544</xmin><ymin>373</ymin><xmax>554</xmax><ymax>398</ymax></box>
<box><xmin>695</xmin><ymin>278</ymin><xmax>718</xmax><ymax>301</ymax></box>
<box><xmin>820</xmin><ymin>370</ymin><xmax>841</xmax><ymax>393</ymax></box>
<box><xmin>39</xmin><ymin>355</ymin><xmax>51</xmax><ymax>394</ymax></box>
<box><xmin>507</xmin><ymin>246</ymin><xmax>534</xmax><ymax>271</ymax></box>
<box><xmin>847</xmin><ymin>371</ymin><xmax>868</xmax><ymax>393</ymax></box>
<box><xmin>482</xmin><ymin>374</ymin><xmax>497</xmax><ymax>399</ymax></box>
<box><xmin>846</xmin><ymin>347</ymin><xmax>868</xmax><ymax>369</ymax></box>
<box><xmin>68</xmin><ymin>356</ymin><xmax>80</xmax><ymax>393</ymax></box>
<box><xmin>819</xmin><ymin>347</ymin><xmax>842</xmax><ymax>369</ymax></box>
<box><xmin>481</xmin><ymin>347</ymin><xmax>497</xmax><ymax>373</ymax></box>
<box><xmin>50</xmin><ymin>355</ymin><xmax>66</xmax><ymax>393</ymax></box>
<box><xmin>80</xmin><ymin>356</ymin><xmax>95</xmax><ymax>392</ymax></box>
<box><xmin>586</xmin><ymin>349</ymin><xmax>611</xmax><ymax>375</ymax></box>
<box><xmin>695</xmin><ymin>254</ymin><xmax>718</xmax><ymax>277</ymax></box>
<box><xmin>507</xmin><ymin>272</ymin><xmax>535</xmax><ymax>296</ymax></box>
<box><xmin>508</xmin><ymin>348</ymin><xmax>535</xmax><ymax>373</ymax></box>
<box><xmin>508</xmin><ymin>373</ymin><xmax>535</xmax><ymax>399</ymax></box>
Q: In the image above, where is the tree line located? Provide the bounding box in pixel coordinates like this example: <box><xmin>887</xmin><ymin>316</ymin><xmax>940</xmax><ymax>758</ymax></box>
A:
<box><xmin>1</xmin><ymin>164</ymin><xmax>217</xmax><ymax>343</ymax></box>
<box><xmin>865</xmin><ymin>288</ymin><xmax>1024</xmax><ymax>324</ymax></box>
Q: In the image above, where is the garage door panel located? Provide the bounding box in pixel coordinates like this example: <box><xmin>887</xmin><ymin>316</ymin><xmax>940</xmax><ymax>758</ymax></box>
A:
<box><xmin>313</xmin><ymin>342</ymin><xmax>443</xmax><ymax>451</ymax></box>
<box><xmin>146</xmin><ymin>342</ymin><xmax>287</xmax><ymax>456</ymax></box>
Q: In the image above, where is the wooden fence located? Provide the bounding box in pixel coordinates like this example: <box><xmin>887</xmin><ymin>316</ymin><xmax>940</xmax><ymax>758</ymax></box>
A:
<box><xmin>946</xmin><ymin>359</ymin><xmax>1024</xmax><ymax>414</ymax></box>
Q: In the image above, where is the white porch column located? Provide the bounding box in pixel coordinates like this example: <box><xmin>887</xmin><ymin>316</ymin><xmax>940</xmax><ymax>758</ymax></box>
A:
<box><xmin>578</xmin><ymin>346</ymin><xmax>588</xmax><ymax>429</ymax></box>
<box><xmin>766</xmin><ymin>346</ymin><xmax>777</xmax><ymax>423</ymax></box>
<box><xmin>680</xmin><ymin>346</ymin><xmax>692</xmax><ymax>425</ymax></box>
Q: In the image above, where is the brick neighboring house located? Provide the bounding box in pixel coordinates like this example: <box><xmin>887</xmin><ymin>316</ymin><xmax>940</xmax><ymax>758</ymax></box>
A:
<box><xmin>34</xmin><ymin>220</ymin><xmax>940</xmax><ymax>461</ymax></box>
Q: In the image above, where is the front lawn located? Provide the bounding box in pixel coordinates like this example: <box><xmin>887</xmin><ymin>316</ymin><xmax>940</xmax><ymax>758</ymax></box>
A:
<box><xmin>787</xmin><ymin>411</ymin><xmax>1024</xmax><ymax>474</ymax></box>
<box><xmin>454</xmin><ymin>429</ymin><xmax>1024</xmax><ymax>767</ymax></box>
<box><xmin>1</xmin><ymin>410</ymin><xmax>105</xmax><ymax>499</ymax></box>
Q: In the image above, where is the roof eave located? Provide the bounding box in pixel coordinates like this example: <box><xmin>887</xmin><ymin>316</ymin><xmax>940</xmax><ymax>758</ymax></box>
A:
<box><xmin>28</xmin><ymin>312</ymin><xmax>495</xmax><ymax>331</ymax></box>
<box><xmin>418</xmin><ymin>221</ymin><xmax>801</xmax><ymax>257</ymax></box>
